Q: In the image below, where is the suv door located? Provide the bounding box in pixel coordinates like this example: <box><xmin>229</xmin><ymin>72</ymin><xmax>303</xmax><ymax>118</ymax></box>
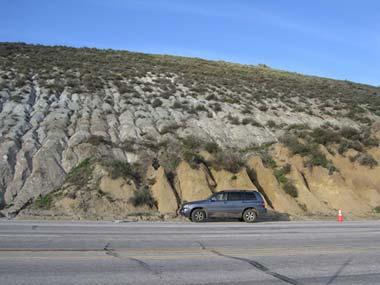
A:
<box><xmin>225</xmin><ymin>192</ymin><xmax>245</xmax><ymax>217</ymax></box>
<box><xmin>207</xmin><ymin>192</ymin><xmax>227</xmax><ymax>218</ymax></box>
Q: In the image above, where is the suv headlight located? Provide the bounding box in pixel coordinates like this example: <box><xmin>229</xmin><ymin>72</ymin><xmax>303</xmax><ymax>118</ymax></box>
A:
<box><xmin>182</xmin><ymin>204</ymin><xmax>190</xmax><ymax>209</ymax></box>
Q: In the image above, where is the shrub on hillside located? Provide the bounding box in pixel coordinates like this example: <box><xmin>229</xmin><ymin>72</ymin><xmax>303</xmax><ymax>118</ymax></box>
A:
<box><xmin>354</xmin><ymin>153</ymin><xmax>378</xmax><ymax>168</ymax></box>
<box><xmin>102</xmin><ymin>160</ymin><xmax>141</xmax><ymax>183</ymax></box>
<box><xmin>34</xmin><ymin>194</ymin><xmax>53</xmax><ymax>209</ymax></box>
<box><xmin>338</xmin><ymin>139</ymin><xmax>363</xmax><ymax>154</ymax></box>
<box><xmin>266</xmin><ymin>120</ymin><xmax>277</xmax><ymax>128</ymax></box>
<box><xmin>280</xmin><ymin>135</ymin><xmax>311</xmax><ymax>156</ymax></box>
<box><xmin>306</xmin><ymin>149</ymin><xmax>329</xmax><ymax>168</ymax></box>
<box><xmin>129</xmin><ymin>186</ymin><xmax>156</xmax><ymax>208</ymax></box>
<box><xmin>213</xmin><ymin>151</ymin><xmax>244</xmax><ymax>173</ymax></box>
<box><xmin>260</xmin><ymin>151</ymin><xmax>277</xmax><ymax>168</ymax></box>
<box><xmin>311</xmin><ymin>128</ymin><xmax>340</xmax><ymax>145</ymax></box>
<box><xmin>195</xmin><ymin>104</ymin><xmax>208</xmax><ymax>112</ymax></box>
<box><xmin>242</xmin><ymin>117</ymin><xmax>262</xmax><ymax>127</ymax></box>
<box><xmin>65</xmin><ymin>158</ymin><xmax>93</xmax><ymax>187</ymax></box>
<box><xmin>274</xmin><ymin>163</ymin><xmax>292</xmax><ymax>184</ymax></box>
<box><xmin>340</xmin><ymin>127</ymin><xmax>361</xmax><ymax>140</ymax></box>
<box><xmin>287</xmin><ymin>124</ymin><xmax>310</xmax><ymax>131</ymax></box>
<box><xmin>204</xmin><ymin>141</ymin><xmax>220</xmax><ymax>154</ymax></box>
<box><xmin>283</xmin><ymin>181</ymin><xmax>298</xmax><ymax>198</ymax></box>
<box><xmin>152</xmin><ymin>98</ymin><xmax>163</xmax><ymax>108</ymax></box>
<box><xmin>182</xmin><ymin>135</ymin><xmax>203</xmax><ymax>150</ymax></box>
<box><xmin>86</xmin><ymin>135</ymin><xmax>112</xmax><ymax>146</ymax></box>
<box><xmin>182</xmin><ymin>150</ymin><xmax>205</xmax><ymax>169</ymax></box>
<box><xmin>209</xmin><ymin>102</ymin><xmax>222</xmax><ymax>112</ymax></box>
<box><xmin>227</xmin><ymin>114</ymin><xmax>240</xmax><ymax>125</ymax></box>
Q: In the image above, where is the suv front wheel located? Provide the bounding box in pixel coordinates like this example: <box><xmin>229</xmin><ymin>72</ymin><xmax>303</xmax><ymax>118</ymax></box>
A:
<box><xmin>242</xmin><ymin>208</ymin><xmax>257</xmax><ymax>223</ymax></box>
<box><xmin>191</xmin><ymin>209</ymin><xmax>206</xmax><ymax>223</ymax></box>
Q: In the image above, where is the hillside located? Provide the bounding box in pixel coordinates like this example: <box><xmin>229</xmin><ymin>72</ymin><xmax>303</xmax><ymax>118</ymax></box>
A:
<box><xmin>0</xmin><ymin>42</ymin><xmax>380</xmax><ymax>219</ymax></box>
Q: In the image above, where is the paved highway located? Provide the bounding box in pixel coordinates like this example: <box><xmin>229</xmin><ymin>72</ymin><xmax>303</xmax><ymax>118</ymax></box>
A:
<box><xmin>0</xmin><ymin>219</ymin><xmax>380</xmax><ymax>284</ymax></box>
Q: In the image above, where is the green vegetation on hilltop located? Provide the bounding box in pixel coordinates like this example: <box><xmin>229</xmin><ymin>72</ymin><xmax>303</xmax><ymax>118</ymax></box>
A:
<box><xmin>0</xmin><ymin>42</ymin><xmax>379</xmax><ymax>126</ymax></box>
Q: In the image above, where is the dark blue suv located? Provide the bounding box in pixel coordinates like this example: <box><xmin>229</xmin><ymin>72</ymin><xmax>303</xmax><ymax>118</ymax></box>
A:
<box><xmin>179</xmin><ymin>190</ymin><xmax>266</xmax><ymax>223</ymax></box>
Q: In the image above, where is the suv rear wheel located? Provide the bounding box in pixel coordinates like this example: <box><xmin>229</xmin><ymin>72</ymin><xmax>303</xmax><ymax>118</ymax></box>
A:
<box><xmin>191</xmin><ymin>209</ymin><xmax>206</xmax><ymax>223</ymax></box>
<box><xmin>242</xmin><ymin>209</ymin><xmax>257</xmax><ymax>223</ymax></box>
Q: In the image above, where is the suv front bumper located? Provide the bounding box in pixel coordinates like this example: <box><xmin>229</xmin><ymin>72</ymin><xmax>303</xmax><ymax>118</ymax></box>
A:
<box><xmin>179</xmin><ymin>207</ymin><xmax>191</xmax><ymax>217</ymax></box>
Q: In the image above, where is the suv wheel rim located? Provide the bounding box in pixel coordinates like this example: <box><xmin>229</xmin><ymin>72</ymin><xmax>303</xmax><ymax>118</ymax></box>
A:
<box><xmin>245</xmin><ymin>211</ymin><xmax>256</xmax><ymax>222</ymax></box>
<box><xmin>195</xmin><ymin>211</ymin><xmax>204</xmax><ymax>221</ymax></box>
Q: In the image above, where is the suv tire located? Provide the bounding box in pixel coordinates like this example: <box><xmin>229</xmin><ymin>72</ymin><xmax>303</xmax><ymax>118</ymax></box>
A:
<box><xmin>242</xmin><ymin>208</ymin><xmax>257</xmax><ymax>223</ymax></box>
<box><xmin>191</xmin><ymin>209</ymin><xmax>206</xmax><ymax>223</ymax></box>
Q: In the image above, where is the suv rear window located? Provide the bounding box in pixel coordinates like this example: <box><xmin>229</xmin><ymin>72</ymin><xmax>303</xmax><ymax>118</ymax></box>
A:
<box><xmin>243</xmin><ymin>192</ymin><xmax>257</xmax><ymax>200</ymax></box>
<box><xmin>227</xmin><ymin>192</ymin><xmax>244</xmax><ymax>201</ymax></box>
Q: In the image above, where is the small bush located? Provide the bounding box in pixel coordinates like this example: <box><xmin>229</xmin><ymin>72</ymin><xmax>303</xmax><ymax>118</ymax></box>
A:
<box><xmin>283</xmin><ymin>181</ymin><xmax>298</xmax><ymax>198</ymax></box>
<box><xmin>213</xmin><ymin>151</ymin><xmax>244</xmax><ymax>173</ymax></box>
<box><xmin>182</xmin><ymin>135</ymin><xmax>203</xmax><ymax>150</ymax></box>
<box><xmin>102</xmin><ymin>160</ymin><xmax>141</xmax><ymax>183</ymax></box>
<box><xmin>227</xmin><ymin>114</ymin><xmax>240</xmax><ymax>125</ymax></box>
<box><xmin>274</xmin><ymin>163</ymin><xmax>292</xmax><ymax>183</ymax></box>
<box><xmin>260</xmin><ymin>151</ymin><xmax>277</xmax><ymax>168</ymax></box>
<box><xmin>374</xmin><ymin>206</ymin><xmax>380</xmax><ymax>213</ymax></box>
<box><xmin>204</xmin><ymin>141</ymin><xmax>220</xmax><ymax>153</ymax></box>
<box><xmin>242</xmin><ymin>117</ymin><xmax>261</xmax><ymax>127</ymax></box>
<box><xmin>86</xmin><ymin>135</ymin><xmax>112</xmax><ymax>146</ymax></box>
<box><xmin>66</xmin><ymin>158</ymin><xmax>93</xmax><ymax>187</ymax></box>
<box><xmin>10</xmin><ymin>94</ymin><xmax>23</xmax><ymax>103</ymax></box>
<box><xmin>206</xmin><ymin>94</ymin><xmax>217</xmax><ymax>100</ymax></box>
<box><xmin>355</xmin><ymin>153</ymin><xmax>378</xmax><ymax>168</ymax></box>
<box><xmin>306</xmin><ymin>149</ymin><xmax>329</xmax><ymax>168</ymax></box>
<box><xmin>362</xmin><ymin>137</ymin><xmax>379</xmax><ymax>147</ymax></box>
<box><xmin>287</xmin><ymin>124</ymin><xmax>309</xmax><ymax>131</ymax></box>
<box><xmin>209</xmin><ymin>102</ymin><xmax>222</xmax><ymax>112</ymax></box>
<box><xmin>281</xmin><ymin>135</ymin><xmax>310</xmax><ymax>156</ymax></box>
<box><xmin>34</xmin><ymin>194</ymin><xmax>53</xmax><ymax>209</ymax></box>
<box><xmin>159</xmin><ymin>150</ymin><xmax>181</xmax><ymax>173</ymax></box>
<box><xmin>338</xmin><ymin>139</ymin><xmax>363</xmax><ymax>154</ymax></box>
<box><xmin>152</xmin><ymin>98</ymin><xmax>163</xmax><ymax>108</ymax></box>
<box><xmin>274</xmin><ymin>169</ymin><xmax>288</xmax><ymax>184</ymax></box>
<box><xmin>340</xmin><ymin>127</ymin><xmax>360</xmax><ymax>140</ymax></box>
<box><xmin>129</xmin><ymin>186</ymin><xmax>156</xmax><ymax>208</ymax></box>
<box><xmin>311</xmin><ymin>128</ymin><xmax>340</xmax><ymax>145</ymax></box>
<box><xmin>258</xmin><ymin>105</ymin><xmax>268</xmax><ymax>112</ymax></box>
<box><xmin>266</xmin><ymin>120</ymin><xmax>277</xmax><ymax>128</ymax></box>
<box><xmin>183</xmin><ymin>150</ymin><xmax>205</xmax><ymax>168</ymax></box>
<box><xmin>160</xmin><ymin>123</ymin><xmax>182</xmax><ymax>135</ymax></box>
<box><xmin>172</xmin><ymin>101</ymin><xmax>183</xmax><ymax>109</ymax></box>
<box><xmin>195</xmin><ymin>104</ymin><xmax>208</xmax><ymax>112</ymax></box>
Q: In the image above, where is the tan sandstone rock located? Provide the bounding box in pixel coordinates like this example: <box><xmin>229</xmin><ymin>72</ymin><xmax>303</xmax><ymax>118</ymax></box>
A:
<box><xmin>211</xmin><ymin>167</ymin><xmax>255</xmax><ymax>192</ymax></box>
<box><xmin>175</xmin><ymin>161</ymin><xmax>213</xmax><ymax>202</ymax></box>
<box><xmin>150</xmin><ymin>167</ymin><xmax>178</xmax><ymax>214</ymax></box>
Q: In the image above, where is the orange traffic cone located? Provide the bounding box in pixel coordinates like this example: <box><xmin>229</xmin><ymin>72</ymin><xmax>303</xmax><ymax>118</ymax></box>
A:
<box><xmin>337</xmin><ymin>209</ymin><xmax>344</xmax><ymax>223</ymax></box>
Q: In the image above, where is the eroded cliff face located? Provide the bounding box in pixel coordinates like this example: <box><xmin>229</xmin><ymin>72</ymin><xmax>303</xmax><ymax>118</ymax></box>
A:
<box><xmin>14</xmin><ymin>143</ymin><xmax>380</xmax><ymax>220</ymax></box>
<box><xmin>0</xmin><ymin>43</ymin><xmax>380</xmax><ymax>219</ymax></box>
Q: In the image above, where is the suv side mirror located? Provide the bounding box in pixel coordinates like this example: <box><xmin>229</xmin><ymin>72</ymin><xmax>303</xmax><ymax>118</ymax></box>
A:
<box><xmin>210</xmin><ymin>197</ymin><xmax>216</xmax><ymax>202</ymax></box>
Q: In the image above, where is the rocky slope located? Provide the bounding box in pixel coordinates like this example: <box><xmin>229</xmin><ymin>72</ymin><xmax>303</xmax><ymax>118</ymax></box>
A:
<box><xmin>0</xmin><ymin>43</ymin><xmax>380</xmax><ymax>219</ymax></box>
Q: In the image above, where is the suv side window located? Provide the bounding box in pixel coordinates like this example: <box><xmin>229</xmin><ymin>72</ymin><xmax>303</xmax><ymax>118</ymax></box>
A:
<box><xmin>227</xmin><ymin>192</ymin><xmax>243</xmax><ymax>201</ymax></box>
<box><xmin>244</xmin><ymin>192</ymin><xmax>257</xmax><ymax>200</ymax></box>
<box><xmin>213</xmin><ymin>193</ymin><xmax>227</xmax><ymax>201</ymax></box>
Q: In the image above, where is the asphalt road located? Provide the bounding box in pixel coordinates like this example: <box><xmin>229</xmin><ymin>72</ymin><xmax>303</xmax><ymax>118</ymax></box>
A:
<box><xmin>0</xmin><ymin>219</ymin><xmax>380</xmax><ymax>285</ymax></box>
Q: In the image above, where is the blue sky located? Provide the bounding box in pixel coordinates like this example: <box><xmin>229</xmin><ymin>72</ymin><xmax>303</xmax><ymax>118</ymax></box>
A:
<box><xmin>1</xmin><ymin>0</ymin><xmax>379</xmax><ymax>86</ymax></box>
